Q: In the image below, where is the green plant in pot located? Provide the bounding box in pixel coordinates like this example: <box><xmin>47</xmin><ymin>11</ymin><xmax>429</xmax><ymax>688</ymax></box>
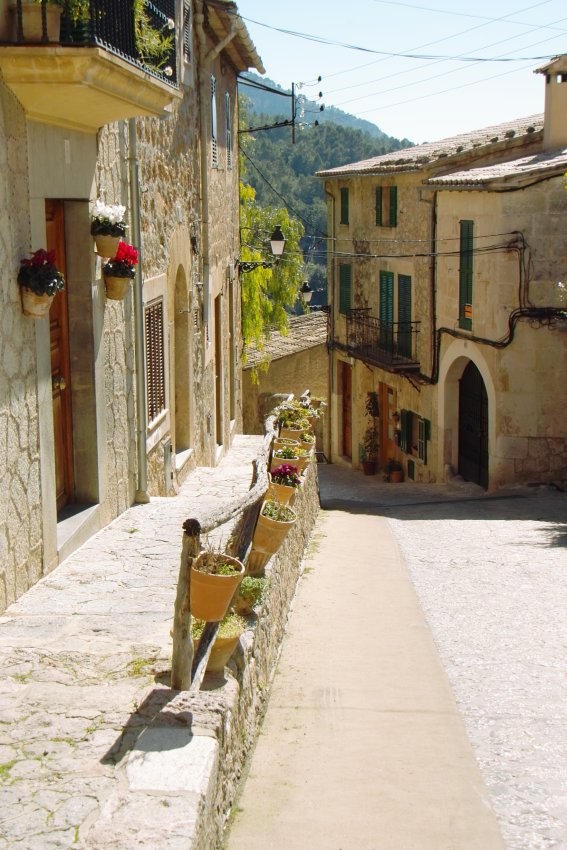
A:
<box><xmin>361</xmin><ymin>425</ymin><xmax>379</xmax><ymax>475</ymax></box>
<box><xmin>233</xmin><ymin>576</ymin><xmax>267</xmax><ymax>615</ymax></box>
<box><xmin>385</xmin><ymin>458</ymin><xmax>404</xmax><ymax>483</ymax></box>
<box><xmin>190</xmin><ymin>550</ymin><xmax>245</xmax><ymax>622</ymax></box>
<box><xmin>18</xmin><ymin>248</ymin><xmax>65</xmax><ymax>318</ymax></box>
<box><xmin>192</xmin><ymin>611</ymin><xmax>247</xmax><ymax>674</ymax></box>
<box><xmin>248</xmin><ymin>499</ymin><xmax>297</xmax><ymax>576</ymax></box>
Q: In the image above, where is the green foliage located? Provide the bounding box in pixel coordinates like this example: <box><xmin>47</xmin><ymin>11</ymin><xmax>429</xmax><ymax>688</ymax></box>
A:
<box><xmin>240</xmin><ymin>182</ymin><xmax>304</xmax><ymax>352</ymax></box>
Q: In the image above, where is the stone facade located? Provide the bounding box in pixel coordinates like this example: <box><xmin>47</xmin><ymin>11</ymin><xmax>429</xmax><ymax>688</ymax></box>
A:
<box><xmin>319</xmin><ymin>69</ymin><xmax>567</xmax><ymax>491</ymax></box>
<box><xmin>0</xmin><ymin>3</ymin><xmax>261</xmax><ymax>613</ymax></box>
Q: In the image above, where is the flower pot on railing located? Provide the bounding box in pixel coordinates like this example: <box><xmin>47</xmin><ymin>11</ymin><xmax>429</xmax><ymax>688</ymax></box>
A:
<box><xmin>279</xmin><ymin>425</ymin><xmax>307</xmax><ymax>441</ymax></box>
<box><xmin>273</xmin><ymin>437</ymin><xmax>299</xmax><ymax>453</ymax></box>
<box><xmin>190</xmin><ymin>552</ymin><xmax>245</xmax><ymax>622</ymax></box>
<box><xmin>192</xmin><ymin>612</ymin><xmax>247</xmax><ymax>674</ymax></box>
<box><xmin>17</xmin><ymin>248</ymin><xmax>64</xmax><ymax>318</ymax></box>
<box><xmin>267</xmin><ymin>464</ymin><xmax>302</xmax><ymax>506</ymax></box>
<box><xmin>91</xmin><ymin>201</ymin><xmax>127</xmax><ymax>257</ymax></box>
<box><xmin>294</xmin><ymin>449</ymin><xmax>314</xmax><ymax>473</ymax></box>
<box><xmin>248</xmin><ymin>500</ymin><xmax>297</xmax><ymax>576</ymax></box>
<box><xmin>9</xmin><ymin>0</ymin><xmax>62</xmax><ymax>43</ymax></box>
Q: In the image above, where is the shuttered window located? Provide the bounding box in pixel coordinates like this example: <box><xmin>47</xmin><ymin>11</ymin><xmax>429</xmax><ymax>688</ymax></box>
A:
<box><xmin>376</xmin><ymin>186</ymin><xmax>398</xmax><ymax>227</ymax></box>
<box><xmin>397</xmin><ymin>274</ymin><xmax>412</xmax><ymax>358</ymax></box>
<box><xmin>379</xmin><ymin>270</ymin><xmax>394</xmax><ymax>351</ymax></box>
<box><xmin>339</xmin><ymin>263</ymin><xmax>352</xmax><ymax>314</ymax></box>
<box><xmin>340</xmin><ymin>188</ymin><xmax>349</xmax><ymax>225</ymax></box>
<box><xmin>182</xmin><ymin>0</ymin><xmax>191</xmax><ymax>61</ymax></box>
<box><xmin>459</xmin><ymin>219</ymin><xmax>474</xmax><ymax>330</ymax></box>
<box><xmin>225</xmin><ymin>92</ymin><xmax>232</xmax><ymax>169</ymax></box>
<box><xmin>211</xmin><ymin>75</ymin><xmax>218</xmax><ymax>168</ymax></box>
<box><xmin>145</xmin><ymin>300</ymin><xmax>166</xmax><ymax>423</ymax></box>
<box><xmin>400</xmin><ymin>410</ymin><xmax>430</xmax><ymax>463</ymax></box>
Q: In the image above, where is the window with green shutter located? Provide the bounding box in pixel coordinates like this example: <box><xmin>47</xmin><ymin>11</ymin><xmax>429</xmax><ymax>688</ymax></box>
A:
<box><xmin>376</xmin><ymin>186</ymin><xmax>398</xmax><ymax>227</ymax></box>
<box><xmin>459</xmin><ymin>220</ymin><xmax>473</xmax><ymax>330</ymax></box>
<box><xmin>339</xmin><ymin>264</ymin><xmax>352</xmax><ymax>314</ymax></box>
<box><xmin>340</xmin><ymin>188</ymin><xmax>349</xmax><ymax>225</ymax></box>
<box><xmin>379</xmin><ymin>270</ymin><xmax>394</xmax><ymax>350</ymax></box>
<box><xmin>397</xmin><ymin>274</ymin><xmax>412</xmax><ymax>357</ymax></box>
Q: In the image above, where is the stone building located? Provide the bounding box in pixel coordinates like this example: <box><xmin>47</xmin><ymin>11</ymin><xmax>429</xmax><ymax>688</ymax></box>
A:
<box><xmin>317</xmin><ymin>58</ymin><xmax>567</xmax><ymax>491</ymax></box>
<box><xmin>242</xmin><ymin>311</ymin><xmax>328</xmax><ymax>447</ymax></box>
<box><xmin>0</xmin><ymin>0</ymin><xmax>263</xmax><ymax>613</ymax></box>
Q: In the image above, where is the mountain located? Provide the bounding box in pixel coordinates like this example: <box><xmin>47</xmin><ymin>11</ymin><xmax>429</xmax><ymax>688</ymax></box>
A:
<box><xmin>239</xmin><ymin>72</ymin><xmax>410</xmax><ymax>142</ymax></box>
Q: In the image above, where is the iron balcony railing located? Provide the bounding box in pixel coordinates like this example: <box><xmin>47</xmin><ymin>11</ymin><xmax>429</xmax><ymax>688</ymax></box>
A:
<box><xmin>346</xmin><ymin>308</ymin><xmax>421</xmax><ymax>371</ymax></box>
<box><xmin>9</xmin><ymin>0</ymin><xmax>177</xmax><ymax>86</ymax></box>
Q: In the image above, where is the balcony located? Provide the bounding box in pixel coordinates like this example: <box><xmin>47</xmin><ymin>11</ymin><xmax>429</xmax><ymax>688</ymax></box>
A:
<box><xmin>346</xmin><ymin>308</ymin><xmax>421</xmax><ymax>372</ymax></box>
<box><xmin>0</xmin><ymin>0</ymin><xmax>181</xmax><ymax>132</ymax></box>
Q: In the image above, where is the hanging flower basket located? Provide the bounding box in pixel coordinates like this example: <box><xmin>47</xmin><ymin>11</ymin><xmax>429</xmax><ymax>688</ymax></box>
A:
<box><xmin>190</xmin><ymin>552</ymin><xmax>245</xmax><ymax>622</ymax></box>
<box><xmin>91</xmin><ymin>200</ymin><xmax>127</xmax><ymax>257</ymax></box>
<box><xmin>102</xmin><ymin>242</ymin><xmax>138</xmax><ymax>301</ymax></box>
<box><xmin>17</xmin><ymin>248</ymin><xmax>64</xmax><ymax>318</ymax></box>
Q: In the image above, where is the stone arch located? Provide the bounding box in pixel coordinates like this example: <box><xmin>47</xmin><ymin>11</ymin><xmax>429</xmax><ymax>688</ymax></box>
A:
<box><xmin>438</xmin><ymin>339</ymin><xmax>496</xmax><ymax>487</ymax></box>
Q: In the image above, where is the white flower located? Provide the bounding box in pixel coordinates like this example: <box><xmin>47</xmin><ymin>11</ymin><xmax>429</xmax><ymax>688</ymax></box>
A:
<box><xmin>167</xmin><ymin>17</ymin><xmax>174</xmax><ymax>29</ymax></box>
<box><xmin>164</xmin><ymin>66</ymin><xmax>173</xmax><ymax>77</ymax></box>
<box><xmin>91</xmin><ymin>200</ymin><xmax>126</xmax><ymax>224</ymax></box>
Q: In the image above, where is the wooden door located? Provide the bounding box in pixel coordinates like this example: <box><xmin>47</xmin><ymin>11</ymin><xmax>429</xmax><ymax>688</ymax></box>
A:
<box><xmin>340</xmin><ymin>361</ymin><xmax>352</xmax><ymax>459</ymax></box>
<box><xmin>458</xmin><ymin>361</ymin><xmax>488</xmax><ymax>489</ymax></box>
<box><xmin>46</xmin><ymin>200</ymin><xmax>74</xmax><ymax>512</ymax></box>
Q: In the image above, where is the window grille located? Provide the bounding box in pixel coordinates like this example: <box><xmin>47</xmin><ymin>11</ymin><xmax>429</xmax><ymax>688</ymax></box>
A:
<box><xmin>211</xmin><ymin>75</ymin><xmax>218</xmax><ymax>167</ymax></box>
<box><xmin>226</xmin><ymin>92</ymin><xmax>232</xmax><ymax>169</ymax></box>
<box><xmin>182</xmin><ymin>0</ymin><xmax>191</xmax><ymax>61</ymax></box>
<box><xmin>145</xmin><ymin>300</ymin><xmax>166</xmax><ymax>423</ymax></box>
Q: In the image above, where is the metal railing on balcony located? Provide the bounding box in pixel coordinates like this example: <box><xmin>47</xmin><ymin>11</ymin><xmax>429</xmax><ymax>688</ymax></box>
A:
<box><xmin>346</xmin><ymin>308</ymin><xmax>420</xmax><ymax>371</ymax></box>
<box><xmin>9</xmin><ymin>0</ymin><xmax>177</xmax><ymax>86</ymax></box>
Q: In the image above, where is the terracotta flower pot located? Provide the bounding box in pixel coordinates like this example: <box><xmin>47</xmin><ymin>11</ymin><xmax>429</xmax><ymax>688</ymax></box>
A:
<box><xmin>9</xmin><ymin>0</ymin><xmax>61</xmax><ymax>42</ymax></box>
<box><xmin>248</xmin><ymin>502</ymin><xmax>297</xmax><ymax>575</ymax></box>
<box><xmin>273</xmin><ymin>437</ymin><xmax>299</xmax><ymax>452</ymax></box>
<box><xmin>294</xmin><ymin>451</ymin><xmax>313</xmax><ymax>473</ymax></box>
<box><xmin>190</xmin><ymin>553</ymin><xmax>244</xmax><ymax>622</ymax></box>
<box><xmin>388</xmin><ymin>469</ymin><xmax>403</xmax><ymax>483</ymax></box>
<box><xmin>362</xmin><ymin>460</ymin><xmax>377</xmax><ymax>475</ymax></box>
<box><xmin>193</xmin><ymin>634</ymin><xmax>241</xmax><ymax>674</ymax></box>
<box><xmin>279</xmin><ymin>426</ymin><xmax>305</xmax><ymax>441</ymax></box>
<box><xmin>20</xmin><ymin>288</ymin><xmax>54</xmax><ymax>318</ymax></box>
<box><xmin>267</xmin><ymin>478</ymin><xmax>297</xmax><ymax>506</ymax></box>
<box><xmin>104</xmin><ymin>275</ymin><xmax>132</xmax><ymax>301</ymax></box>
<box><xmin>94</xmin><ymin>234</ymin><xmax>121</xmax><ymax>258</ymax></box>
<box><xmin>270</xmin><ymin>454</ymin><xmax>299</xmax><ymax>473</ymax></box>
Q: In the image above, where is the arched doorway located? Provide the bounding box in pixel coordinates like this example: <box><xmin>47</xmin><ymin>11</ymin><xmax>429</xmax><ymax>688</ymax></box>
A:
<box><xmin>458</xmin><ymin>361</ymin><xmax>488</xmax><ymax>488</ymax></box>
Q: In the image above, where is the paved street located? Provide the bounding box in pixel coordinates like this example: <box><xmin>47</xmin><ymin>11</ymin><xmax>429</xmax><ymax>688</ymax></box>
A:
<box><xmin>226</xmin><ymin>465</ymin><xmax>567</xmax><ymax>850</ymax></box>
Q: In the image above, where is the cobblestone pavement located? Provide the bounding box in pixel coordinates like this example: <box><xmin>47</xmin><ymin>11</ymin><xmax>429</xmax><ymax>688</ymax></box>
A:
<box><xmin>320</xmin><ymin>467</ymin><xmax>567</xmax><ymax>850</ymax></box>
<box><xmin>0</xmin><ymin>436</ymin><xmax>262</xmax><ymax>850</ymax></box>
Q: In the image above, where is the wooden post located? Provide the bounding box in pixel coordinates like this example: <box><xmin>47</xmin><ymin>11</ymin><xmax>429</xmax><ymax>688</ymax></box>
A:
<box><xmin>171</xmin><ymin>518</ymin><xmax>201</xmax><ymax>690</ymax></box>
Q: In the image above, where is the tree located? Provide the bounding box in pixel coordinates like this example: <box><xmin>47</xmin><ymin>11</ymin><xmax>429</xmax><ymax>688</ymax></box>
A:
<box><xmin>240</xmin><ymin>181</ymin><xmax>304</xmax><ymax>359</ymax></box>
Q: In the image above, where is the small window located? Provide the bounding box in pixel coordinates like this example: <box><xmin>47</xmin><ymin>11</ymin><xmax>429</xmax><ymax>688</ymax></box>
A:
<box><xmin>182</xmin><ymin>0</ymin><xmax>191</xmax><ymax>62</ymax></box>
<box><xmin>211</xmin><ymin>75</ymin><xmax>218</xmax><ymax>168</ymax></box>
<box><xmin>340</xmin><ymin>188</ymin><xmax>349</xmax><ymax>225</ymax></box>
<box><xmin>400</xmin><ymin>410</ymin><xmax>430</xmax><ymax>463</ymax></box>
<box><xmin>225</xmin><ymin>92</ymin><xmax>232</xmax><ymax>169</ymax></box>
<box><xmin>339</xmin><ymin>263</ymin><xmax>352</xmax><ymax>314</ymax></box>
<box><xmin>376</xmin><ymin>186</ymin><xmax>398</xmax><ymax>227</ymax></box>
<box><xmin>145</xmin><ymin>300</ymin><xmax>166</xmax><ymax>423</ymax></box>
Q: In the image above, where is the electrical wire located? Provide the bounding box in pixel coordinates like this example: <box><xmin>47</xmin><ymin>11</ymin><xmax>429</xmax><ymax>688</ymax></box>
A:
<box><xmin>370</xmin><ymin>0</ymin><xmax>567</xmax><ymax>33</ymax></box>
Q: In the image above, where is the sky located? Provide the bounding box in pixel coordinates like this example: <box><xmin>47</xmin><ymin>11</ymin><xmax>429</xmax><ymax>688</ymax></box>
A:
<box><xmin>234</xmin><ymin>0</ymin><xmax>567</xmax><ymax>143</ymax></box>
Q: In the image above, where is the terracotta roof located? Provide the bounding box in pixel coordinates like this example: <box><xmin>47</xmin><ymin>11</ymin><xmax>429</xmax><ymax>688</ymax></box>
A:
<box><xmin>244</xmin><ymin>312</ymin><xmax>327</xmax><ymax>369</ymax></box>
<box><xmin>426</xmin><ymin>146</ymin><xmax>567</xmax><ymax>186</ymax></box>
<box><xmin>316</xmin><ymin>114</ymin><xmax>543</xmax><ymax>177</ymax></box>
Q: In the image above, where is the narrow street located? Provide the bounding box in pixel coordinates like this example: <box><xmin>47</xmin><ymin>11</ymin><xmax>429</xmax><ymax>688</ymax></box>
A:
<box><xmin>224</xmin><ymin>465</ymin><xmax>567</xmax><ymax>850</ymax></box>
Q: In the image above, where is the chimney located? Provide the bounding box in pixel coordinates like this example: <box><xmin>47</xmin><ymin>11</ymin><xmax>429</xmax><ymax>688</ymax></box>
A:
<box><xmin>535</xmin><ymin>54</ymin><xmax>567</xmax><ymax>150</ymax></box>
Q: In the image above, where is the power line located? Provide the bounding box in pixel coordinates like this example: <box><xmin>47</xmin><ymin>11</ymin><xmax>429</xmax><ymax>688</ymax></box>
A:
<box><xmin>371</xmin><ymin>0</ymin><xmax>567</xmax><ymax>32</ymax></box>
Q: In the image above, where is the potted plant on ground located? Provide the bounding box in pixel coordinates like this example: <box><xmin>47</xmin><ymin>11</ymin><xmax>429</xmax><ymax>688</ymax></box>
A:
<box><xmin>17</xmin><ymin>248</ymin><xmax>65</xmax><ymax>317</ymax></box>
<box><xmin>268</xmin><ymin>463</ymin><xmax>302</xmax><ymax>505</ymax></box>
<box><xmin>385</xmin><ymin>458</ymin><xmax>404</xmax><ymax>483</ymax></box>
<box><xmin>233</xmin><ymin>576</ymin><xmax>267</xmax><ymax>616</ymax></box>
<box><xmin>102</xmin><ymin>241</ymin><xmax>138</xmax><ymax>300</ymax></box>
<box><xmin>192</xmin><ymin>612</ymin><xmax>247</xmax><ymax>674</ymax></box>
<box><xmin>248</xmin><ymin>499</ymin><xmax>297</xmax><ymax>576</ymax></box>
<box><xmin>190</xmin><ymin>550</ymin><xmax>245</xmax><ymax>622</ymax></box>
<box><xmin>90</xmin><ymin>200</ymin><xmax>127</xmax><ymax>258</ymax></box>
<box><xmin>361</xmin><ymin>425</ymin><xmax>379</xmax><ymax>475</ymax></box>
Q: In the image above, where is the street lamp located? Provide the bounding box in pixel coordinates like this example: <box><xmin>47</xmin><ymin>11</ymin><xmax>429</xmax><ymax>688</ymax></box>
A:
<box><xmin>239</xmin><ymin>226</ymin><xmax>286</xmax><ymax>274</ymax></box>
<box><xmin>300</xmin><ymin>280</ymin><xmax>313</xmax><ymax>304</ymax></box>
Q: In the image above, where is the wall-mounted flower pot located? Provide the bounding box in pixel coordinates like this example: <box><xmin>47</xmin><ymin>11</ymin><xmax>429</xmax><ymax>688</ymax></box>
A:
<box><xmin>104</xmin><ymin>276</ymin><xmax>132</xmax><ymax>301</ymax></box>
<box><xmin>293</xmin><ymin>451</ymin><xmax>313</xmax><ymax>473</ymax></box>
<box><xmin>94</xmin><ymin>234</ymin><xmax>121</xmax><ymax>258</ymax></box>
<box><xmin>20</xmin><ymin>288</ymin><xmax>54</xmax><ymax>318</ymax></box>
<box><xmin>270</xmin><ymin>454</ymin><xmax>299</xmax><ymax>473</ymax></box>
<box><xmin>9</xmin><ymin>0</ymin><xmax>62</xmax><ymax>42</ymax></box>
<box><xmin>267</xmin><ymin>478</ymin><xmax>297</xmax><ymax>506</ymax></box>
<box><xmin>190</xmin><ymin>553</ymin><xmax>244</xmax><ymax>622</ymax></box>
<box><xmin>273</xmin><ymin>437</ymin><xmax>299</xmax><ymax>452</ymax></box>
<box><xmin>248</xmin><ymin>501</ymin><xmax>297</xmax><ymax>576</ymax></box>
<box><xmin>279</xmin><ymin>426</ymin><xmax>305</xmax><ymax>441</ymax></box>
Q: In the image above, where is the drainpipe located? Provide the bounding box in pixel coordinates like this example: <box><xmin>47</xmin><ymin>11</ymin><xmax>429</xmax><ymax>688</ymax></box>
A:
<box><xmin>128</xmin><ymin>117</ymin><xmax>150</xmax><ymax>504</ymax></box>
<box><xmin>324</xmin><ymin>183</ymin><xmax>336</xmax><ymax>463</ymax></box>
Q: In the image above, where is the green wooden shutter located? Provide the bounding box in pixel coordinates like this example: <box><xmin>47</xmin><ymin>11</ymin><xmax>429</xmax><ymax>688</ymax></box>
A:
<box><xmin>459</xmin><ymin>220</ymin><xmax>473</xmax><ymax>330</ymax></box>
<box><xmin>340</xmin><ymin>188</ymin><xmax>349</xmax><ymax>225</ymax></box>
<box><xmin>397</xmin><ymin>274</ymin><xmax>412</xmax><ymax>358</ymax></box>
<box><xmin>379</xmin><ymin>270</ymin><xmax>394</xmax><ymax>351</ymax></box>
<box><xmin>339</xmin><ymin>264</ymin><xmax>352</xmax><ymax>314</ymax></box>
<box><xmin>375</xmin><ymin>187</ymin><xmax>383</xmax><ymax>226</ymax></box>
<box><xmin>418</xmin><ymin>418</ymin><xmax>431</xmax><ymax>463</ymax></box>
<box><xmin>389</xmin><ymin>185</ymin><xmax>398</xmax><ymax>227</ymax></box>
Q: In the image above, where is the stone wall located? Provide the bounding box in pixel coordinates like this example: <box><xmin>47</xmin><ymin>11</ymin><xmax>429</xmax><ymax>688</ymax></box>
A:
<box><xmin>0</xmin><ymin>83</ymin><xmax>43</xmax><ymax>612</ymax></box>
